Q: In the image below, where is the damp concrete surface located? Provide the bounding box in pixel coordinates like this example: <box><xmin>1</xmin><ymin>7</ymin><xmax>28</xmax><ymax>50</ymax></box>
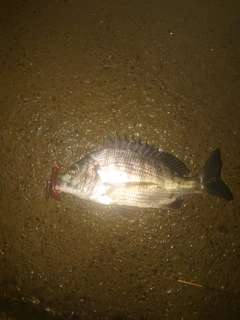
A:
<box><xmin>1</xmin><ymin>0</ymin><xmax>240</xmax><ymax>319</ymax></box>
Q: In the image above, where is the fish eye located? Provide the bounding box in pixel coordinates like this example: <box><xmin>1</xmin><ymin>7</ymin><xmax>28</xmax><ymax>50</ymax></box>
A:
<box><xmin>68</xmin><ymin>165</ymin><xmax>78</xmax><ymax>175</ymax></box>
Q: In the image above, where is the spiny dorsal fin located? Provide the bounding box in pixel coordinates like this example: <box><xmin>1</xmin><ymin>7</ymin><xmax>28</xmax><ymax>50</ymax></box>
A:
<box><xmin>104</xmin><ymin>134</ymin><xmax>189</xmax><ymax>177</ymax></box>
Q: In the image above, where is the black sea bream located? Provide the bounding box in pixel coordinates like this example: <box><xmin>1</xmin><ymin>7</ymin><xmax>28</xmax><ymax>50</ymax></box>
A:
<box><xmin>47</xmin><ymin>135</ymin><xmax>233</xmax><ymax>218</ymax></box>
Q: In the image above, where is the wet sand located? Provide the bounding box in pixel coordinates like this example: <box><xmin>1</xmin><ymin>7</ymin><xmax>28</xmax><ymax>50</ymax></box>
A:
<box><xmin>1</xmin><ymin>0</ymin><xmax>240</xmax><ymax>319</ymax></box>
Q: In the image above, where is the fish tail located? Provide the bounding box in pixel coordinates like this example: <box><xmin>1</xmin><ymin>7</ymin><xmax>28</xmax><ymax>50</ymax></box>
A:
<box><xmin>197</xmin><ymin>149</ymin><xmax>233</xmax><ymax>200</ymax></box>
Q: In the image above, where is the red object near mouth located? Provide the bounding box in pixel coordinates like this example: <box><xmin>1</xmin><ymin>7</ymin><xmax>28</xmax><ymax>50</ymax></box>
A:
<box><xmin>46</xmin><ymin>165</ymin><xmax>65</xmax><ymax>201</ymax></box>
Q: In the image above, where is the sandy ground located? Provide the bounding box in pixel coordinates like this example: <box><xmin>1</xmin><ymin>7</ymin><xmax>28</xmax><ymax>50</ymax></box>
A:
<box><xmin>1</xmin><ymin>0</ymin><xmax>240</xmax><ymax>319</ymax></box>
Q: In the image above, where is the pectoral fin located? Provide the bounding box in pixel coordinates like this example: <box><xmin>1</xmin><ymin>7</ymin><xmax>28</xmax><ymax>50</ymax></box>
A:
<box><xmin>105</xmin><ymin>182</ymin><xmax>158</xmax><ymax>196</ymax></box>
<box><xmin>106</xmin><ymin>182</ymin><xmax>157</xmax><ymax>220</ymax></box>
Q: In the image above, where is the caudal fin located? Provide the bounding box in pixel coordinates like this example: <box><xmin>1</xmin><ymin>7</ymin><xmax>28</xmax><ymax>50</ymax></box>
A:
<box><xmin>197</xmin><ymin>149</ymin><xmax>233</xmax><ymax>200</ymax></box>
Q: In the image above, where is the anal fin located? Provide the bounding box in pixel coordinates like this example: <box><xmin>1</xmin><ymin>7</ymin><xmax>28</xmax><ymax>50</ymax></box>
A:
<box><xmin>161</xmin><ymin>198</ymin><xmax>184</xmax><ymax>210</ymax></box>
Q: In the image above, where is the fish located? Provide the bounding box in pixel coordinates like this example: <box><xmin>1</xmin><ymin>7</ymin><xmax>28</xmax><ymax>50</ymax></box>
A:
<box><xmin>47</xmin><ymin>135</ymin><xmax>233</xmax><ymax>219</ymax></box>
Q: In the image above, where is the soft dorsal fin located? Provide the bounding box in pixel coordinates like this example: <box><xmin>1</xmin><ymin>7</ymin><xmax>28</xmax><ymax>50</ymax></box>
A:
<box><xmin>104</xmin><ymin>134</ymin><xmax>189</xmax><ymax>177</ymax></box>
<box><xmin>154</xmin><ymin>151</ymin><xmax>189</xmax><ymax>177</ymax></box>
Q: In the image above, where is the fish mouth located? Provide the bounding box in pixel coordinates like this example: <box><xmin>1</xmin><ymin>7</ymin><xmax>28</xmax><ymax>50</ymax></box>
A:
<box><xmin>46</xmin><ymin>166</ymin><xmax>66</xmax><ymax>201</ymax></box>
<box><xmin>55</xmin><ymin>177</ymin><xmax>67</xmax><ymax>190</ymax></box>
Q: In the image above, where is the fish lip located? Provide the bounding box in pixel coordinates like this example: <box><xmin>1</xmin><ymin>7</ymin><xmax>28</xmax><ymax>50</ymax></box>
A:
<box><xmin>46</xmin><ymin>166</ymin><xmax>66</xmax><ymax>201</ymax></box>
<box><xmin>56</xmin><ymin>177</ymin><xmax>66</xmax><ymax>189</ymax></box>
<box><xmin>52</xmin><ymin>177</ymin><xmax>67</xmax><ymax>197</ymax></box>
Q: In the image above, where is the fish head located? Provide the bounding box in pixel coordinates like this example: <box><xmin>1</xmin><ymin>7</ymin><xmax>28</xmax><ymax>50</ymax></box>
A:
<box><xmin>55</xmin><ymin>156</ymin><xmax>100</xmax><ymax>199</ymax></box>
